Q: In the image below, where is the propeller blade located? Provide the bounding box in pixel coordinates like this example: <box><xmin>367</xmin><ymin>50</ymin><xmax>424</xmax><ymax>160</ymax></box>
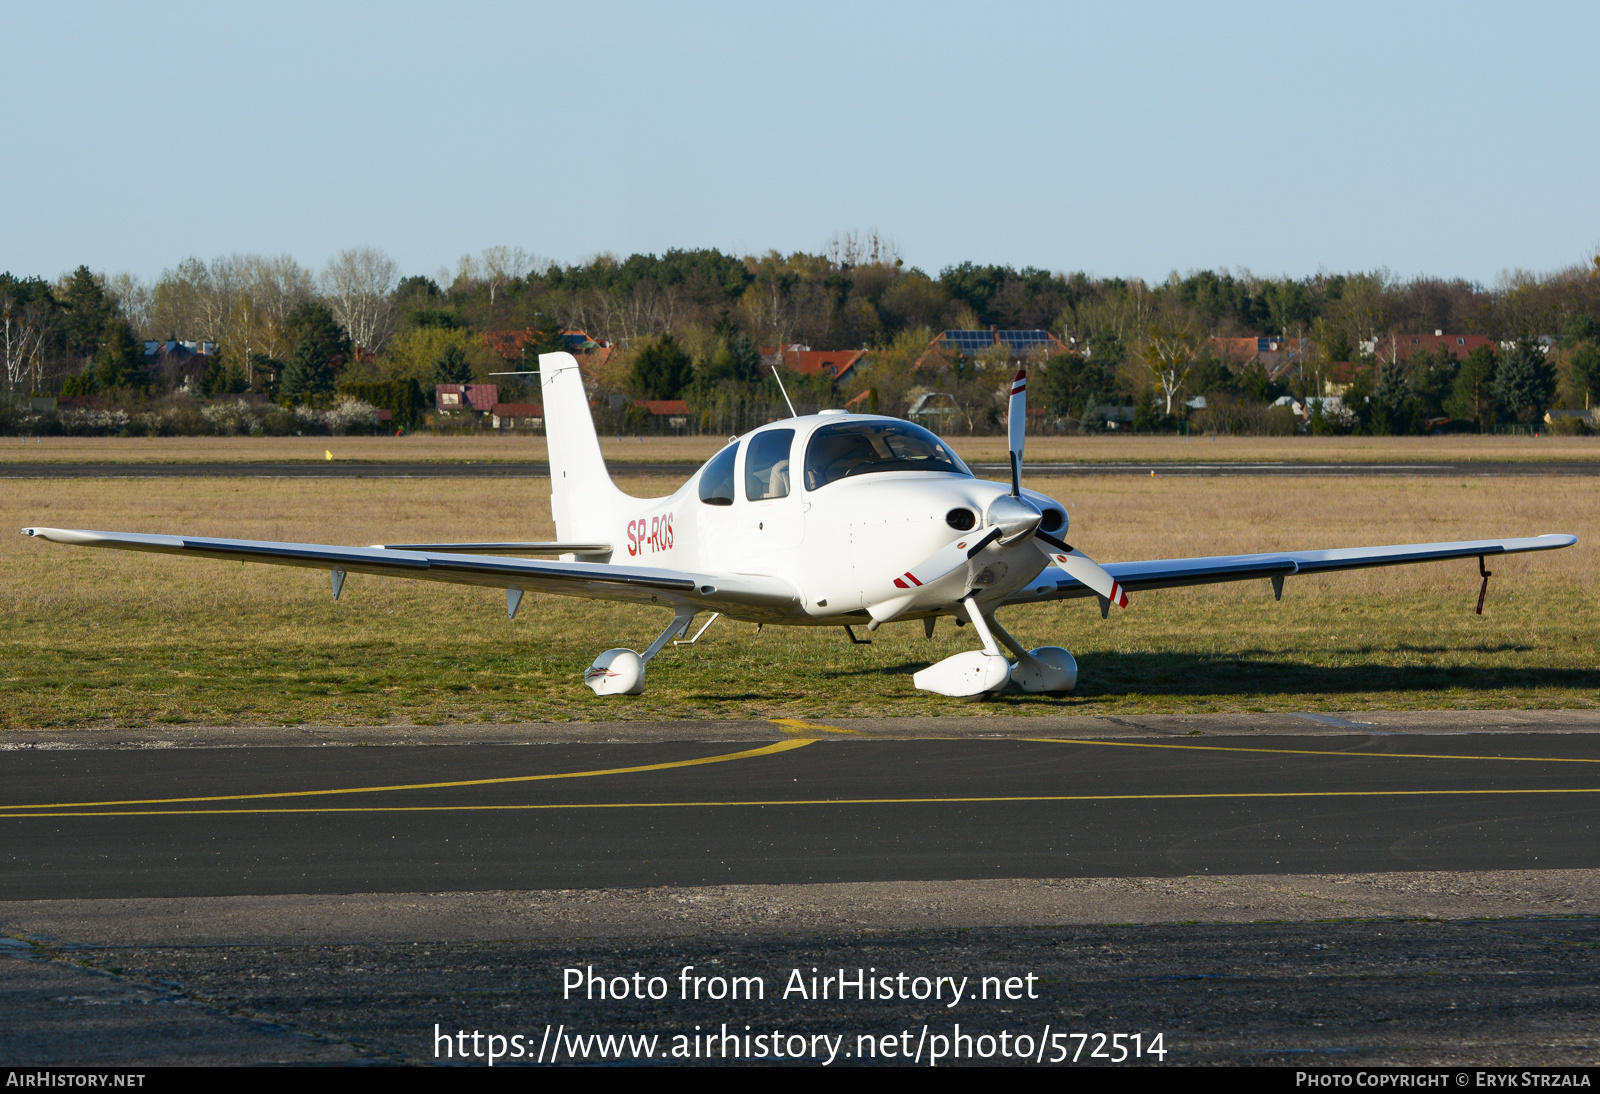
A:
<box><xmin>891</xmin><ymin>527</ymin><xmax>1002</xmax><ymax>591</ymax></box>
<box><xmin>1035</xmin><ymin>530</ymin><xmax>1127</xmax><ymax>607</ymax></box>
<box><xmin>1007</xmin><ymin>368</ymin><xmax>1026</xmax><ymax>496</ymax></box>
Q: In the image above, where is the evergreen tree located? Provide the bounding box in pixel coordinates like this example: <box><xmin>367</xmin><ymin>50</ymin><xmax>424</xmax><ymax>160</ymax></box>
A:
<box><xmin>699</xmin><ymin>335</ymin><xmax>761</xmax><ymax>383</ymax></box>
<box><xmin>279</xmin><ymin>302</ymin><xmax>349</xmax><ymax>402</ymax></box>
<box><xmin>526</xmin><ymin>324</ymin><xmax>569</xmax><ymax>357</ymax></box>
<box><xmin>93</xmin><ymin>319</ymin><xmax>147</xmax><ymax>391</ymax></box>
<box><xmin>1446</xmin><ymin>344</ymin><xmax>1497</xmax><ymax>429</ymax></box>
<box><xmin>1132</xmin><ymin>388</ymin><xmax>1158</xmax><ymax>431</ymax></box>
<box><xmin>431</xmin><ymin>343</ymin><xmax>473</xmax><ymax>384</ymax></box>
<box><xmin>280</xmin><ymin>335</ymin><xmax>336</xmax><ymax>400</ymax></box>
<box><xmin>58</xmin><ymin>266</ymin><xmax>116</xmax><ymax>360</ymax></box>
<box><xmin>284</xmin><ymin>302</ymin><xmax>351</xmax><ymax>370</ymax></box>
<box><xmin>1236</xmin><ymin>361</ymin><xmax>1284</xmax><ymax>402</ymax></box>
<box><xmin>1408</xmin><ymin>345</ymin><xmax>1459</xmax><ymax>419</ymax></box>
<box><xmin>1086</xmin><ymin>331</ymin><xmax>1126</xmax><ymax>370</ymax></box>
<box><xmin>630</xmin><ymin>333</ymin><xmax>694</xmax><ymax>399</ymax></box>
<box><xmin>60</xmin><ymin>372</ymin><xmax>96</xmax><ymax>397</ymax></box>
<box><xmin>1568</xmin><ymin>343</ymin><xmax>1599</xmax><ymax>410</ymax></box>
<box><xmin>1037</xmin><ymin>353</ymin><xmax>1110</xmax><ymax>419</ymax></box>
<box><xmin>250</xmin><ymin>353</ymin><xmax>284</xmax><ymax>397</ymax></box>
<box><xmin>1369</xmin><ymin>360</ymin><xmax>1416</xmax><ymax>434</ymax></box>
<box><xmin>1493</xmin><ymin>340</ymin><xmax>1555</xmax><ymax>424</ymax></box>
<box><xmin>95</xmin><ymin>321</ymin><xmax>144</xmax><ymax>390</ymax></box>
<box><xmin>201</xmin><ymin>357</ymin><xmax>249</xmax><ymax>396</ymax></box>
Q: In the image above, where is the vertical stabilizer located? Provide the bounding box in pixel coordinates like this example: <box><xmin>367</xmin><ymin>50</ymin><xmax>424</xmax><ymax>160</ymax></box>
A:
<box><xmin>540</xmin><ymin>352</ymin><xmax>634</xmax><ymax>543</ymax></box>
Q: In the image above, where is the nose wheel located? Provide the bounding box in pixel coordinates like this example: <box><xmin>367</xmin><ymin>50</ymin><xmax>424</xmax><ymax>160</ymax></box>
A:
<box><xmin>911</xmin><ymin>597</ymin><xmax>1077</xmax><ymax>697</ymax></box>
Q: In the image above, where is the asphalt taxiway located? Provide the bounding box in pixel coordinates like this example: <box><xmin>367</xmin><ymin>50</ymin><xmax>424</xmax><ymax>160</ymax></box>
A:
<box><xmin>3</xmin><ymin>722</ymin><xmax>1599</xmax><ymax>900</ymax></box>
<box><xmin>3</xmin><ymin>712</ymin><xmax>1598</xmax><ymax>1065</ymax></box>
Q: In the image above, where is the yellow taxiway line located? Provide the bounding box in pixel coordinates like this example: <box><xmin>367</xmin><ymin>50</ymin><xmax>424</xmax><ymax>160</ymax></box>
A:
<box><xmin>4</xmin><ymin>785</ymin><xmax>1600</xmax><ymax>819</ymax></box>
<box><xmin>0</xmin><ymin>739</ymin><xmax>816</xmax><ymax>812</ymax></box>
<box><xmin>770</xmin><ymin>718</ymin><xmax>867</xmax><ymax>737</ymax></box>
<box><xmin>7</xmin><ymin>731</ymin><xmax>1598</xmax><ymax>820</ymax></box>
<box><xmin>1028</xmin><ymin>738</ymin><xmax>1600</xmax><ymax>764</ymax></box>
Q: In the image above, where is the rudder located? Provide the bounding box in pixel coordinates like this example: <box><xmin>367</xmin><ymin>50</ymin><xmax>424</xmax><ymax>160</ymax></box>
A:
<box><xmin>539</xmin><ymin>351</ymin><xmax>634</xmax><ymax>543</ymax></box>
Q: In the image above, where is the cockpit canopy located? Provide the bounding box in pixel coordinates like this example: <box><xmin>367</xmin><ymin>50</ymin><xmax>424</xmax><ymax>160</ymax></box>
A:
<box><xmin>696</xmin><ymin>417</ymin><xmax>971</xmax><ymax>505</ymax></box>
<box><xmin>803</xmin><ymin>419</ymin><xmax>970</xmax><ymax>490</ymax></box>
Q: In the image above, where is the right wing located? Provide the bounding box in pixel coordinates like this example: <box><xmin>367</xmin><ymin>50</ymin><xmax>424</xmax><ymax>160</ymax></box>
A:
<box><xmin>21</xmin><ymin>527</ymin><xmax>797</xmax><ymax>618</ymax></box>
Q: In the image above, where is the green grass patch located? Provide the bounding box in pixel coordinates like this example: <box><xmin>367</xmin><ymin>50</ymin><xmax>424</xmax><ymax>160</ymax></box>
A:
<box><xmin>2</xmin><ymin>582</ymin><xmax>1594</xmax><ymax>729</ymax></box>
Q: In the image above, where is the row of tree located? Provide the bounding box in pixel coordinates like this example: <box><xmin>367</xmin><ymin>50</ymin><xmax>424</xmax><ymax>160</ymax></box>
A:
<box><xmin>4</xmin><ymin>239</ymin><xmax>1599</xmax><ymax>435</ymax></box>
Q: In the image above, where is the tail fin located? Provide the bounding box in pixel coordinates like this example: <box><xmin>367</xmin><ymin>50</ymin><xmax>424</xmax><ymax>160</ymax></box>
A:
<box><xmin>539</xmin><ymin>352</ymin><xmax>636</xmax><ymax>542</ymax></box>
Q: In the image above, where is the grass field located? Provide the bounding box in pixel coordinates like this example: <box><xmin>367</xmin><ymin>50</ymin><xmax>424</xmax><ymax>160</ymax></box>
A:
<box><xmin>3</xmin><ymin>432</ymin><xmax>1597</xmax><ymax>464</ymax></box>
<box><xmin>2</xmin><ymin>473</ymin><xmax>1594</xmax><ymax>730</ymax></box>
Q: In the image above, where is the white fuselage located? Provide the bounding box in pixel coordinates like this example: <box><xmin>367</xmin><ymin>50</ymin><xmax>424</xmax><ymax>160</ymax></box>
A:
<box><xmin>592</xmin><ymin>413</ymin><xmax>1069</xmax><ymax>626</ymax></box>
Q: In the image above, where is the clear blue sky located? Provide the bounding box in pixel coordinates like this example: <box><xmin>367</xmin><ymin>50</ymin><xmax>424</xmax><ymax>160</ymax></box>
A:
<box><xmin>4</xmin><ymin>0</ymin><xmax>1597</xmax><ymax>286</ymax></box>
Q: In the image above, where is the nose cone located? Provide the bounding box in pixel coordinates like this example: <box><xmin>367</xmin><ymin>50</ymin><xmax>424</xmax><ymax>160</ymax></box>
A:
<box><xmin>986</xmin><ymin>494</ymin><xmax>1042</xmax><ymax>545</ymax></box>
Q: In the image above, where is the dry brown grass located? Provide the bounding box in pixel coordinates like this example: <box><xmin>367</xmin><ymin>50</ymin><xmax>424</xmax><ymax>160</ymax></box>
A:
<box><xmin>3</xmin><ymin>433</ymin><xmax>1596</xmax><ymax>464</ymax></box>
<box><xmin>2</xmin><ymin>472</ymin><xmax>1595</xmax><ymax>729</ymax></box>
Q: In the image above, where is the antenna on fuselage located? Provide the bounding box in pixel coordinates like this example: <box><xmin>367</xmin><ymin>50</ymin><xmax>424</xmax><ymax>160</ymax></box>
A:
<box><xmin>770</xmin><ymin>365</ymin><xmax>799</xmax><ymax>418</ymax></box>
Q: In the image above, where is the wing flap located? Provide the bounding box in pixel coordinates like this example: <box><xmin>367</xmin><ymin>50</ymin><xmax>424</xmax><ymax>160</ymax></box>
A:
<box><xmin>374</xmin><ymin>541</ymin><xmax>611</xmax><ymax>556</ymax></box>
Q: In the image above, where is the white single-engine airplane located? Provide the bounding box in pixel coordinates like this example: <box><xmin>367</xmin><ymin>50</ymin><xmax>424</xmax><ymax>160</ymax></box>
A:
<box><xmin>22</xmin><ymin>352</ymin><xmax>1577</xmax><ymax>697</ymax></box>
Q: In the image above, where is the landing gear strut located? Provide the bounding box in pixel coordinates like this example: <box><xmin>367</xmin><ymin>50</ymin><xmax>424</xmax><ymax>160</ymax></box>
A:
<box><xmin>910</xmin><ymin>597</ymin><xmax>1076</xmax><ymax>697</ymax></box>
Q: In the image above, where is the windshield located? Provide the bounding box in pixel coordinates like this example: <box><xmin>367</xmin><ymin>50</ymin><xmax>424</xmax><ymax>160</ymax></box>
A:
<box><xmin>803</xmin><ymin>420</ymin><xmax>971</xmax><ymax>491</ymax></box>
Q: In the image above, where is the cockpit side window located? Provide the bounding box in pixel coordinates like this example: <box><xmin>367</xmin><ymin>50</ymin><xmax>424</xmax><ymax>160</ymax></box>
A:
<box><xmin>744</xmin><ymin>429</ymin><xmax>794</xmax><ymax>501</ymax></box>
<box><xmin>803</xmin><ymin>420</ymin><xmax>971</xmax><ymax>490</ymax></box>
<box><xmin>698</xmin><ymin>443</ymin><xmax>739</xmax><ymax>506</ymax></box>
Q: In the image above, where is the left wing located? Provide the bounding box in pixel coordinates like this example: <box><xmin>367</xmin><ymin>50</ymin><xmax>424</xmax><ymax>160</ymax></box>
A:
<box><xmin>1005</xmin><ymin>534</ymin><xmax>1577</xmax><ymax>604</ymax></box>
<box><xmin>20</xmin><ymin>527</ymin><xmax>797</xmax><ymax>616</ymax></box>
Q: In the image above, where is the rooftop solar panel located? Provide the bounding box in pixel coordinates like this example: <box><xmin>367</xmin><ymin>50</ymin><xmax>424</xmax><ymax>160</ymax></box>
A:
<box><xmin>939</xmin><ymin>329</ymin><xmax>1057</xmax><ymax>355</ymax></box>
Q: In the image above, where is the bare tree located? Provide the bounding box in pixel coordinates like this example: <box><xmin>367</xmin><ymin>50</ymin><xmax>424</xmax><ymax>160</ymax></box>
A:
<box><xmin>152</xmin><ymin>257</ymin><xmax>213</xmax><ymax>341</ymax></box>
<box><xmin>107</xmin><ymin>273</ymin><xmax>156</xmax><ymax>337</ymax></box>
<box><xmin>1139</xmin><ymin>310</ymin><xmax>1205</xmax><ymax>415</ymax></box>
<box><xmin>570</xmin><ymin>280</ymin><xmax>681</xmax><ymax>345</ymax></box>
<box><xmin>1062</xmin><ymin>279</ymin><xmax>1153</xmax><ymax>346</ymax></box>
<box><xmin>825</xmin><ymin>229</ymin><xmax>900</xmax><ymax>268</ymax></box>
<box><xmin>478</xmin><ymin>246</ymin><xmax>547</xmax><ymax>306</ymax></box>
<box><xmin>237</xmin><ymin>254</ymin><xmax>314</xmax><ymax>362</ymax></box>
<box><xmin>321</xmin><ymin>247</ymin><xmax>398</xmax><ymax>352</ymax></box>
<box><xmin>1326</xmin><ymin>270</ymin><xmax>1389</xmax><ymax>354</ymax></box>
<box><xmin>0</xmin><ymin>292</ymin><xmax>50</xmax><ymax>392</ymax></box>
<box><xmin>825</xmin><ymin>231</ymin><xmax>860</xmax><ymax>268</ymax></box>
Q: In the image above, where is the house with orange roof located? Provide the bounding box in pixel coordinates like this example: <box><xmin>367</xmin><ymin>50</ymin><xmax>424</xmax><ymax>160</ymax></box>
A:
<box><xmin>1209</xmin><ymin>336</ymin><xmax>1311</xmax><ymax>378</ymax></box>
<box><xmin>435</xmin><ymin>383</ymin><xmax>498</xmax><ymax>415</ymax></box>
<box><xmin>491</xmin><ymin>402</ymin><xmax>543</xmax><ymax>430</ymax></box>
<box><xmin>759</xmin><ymin>345</ymin><xmax>865</xmax><ymax>382</ymax></box>
<box><xmin>633</xmin><ymin>399</ymin><xmax>691</xmax><ymax>431</ymax></box>
<box><xmin>1369</xmin><ymin>332</ymin><xmax>1493</xmax><ymax>364</ymax></box>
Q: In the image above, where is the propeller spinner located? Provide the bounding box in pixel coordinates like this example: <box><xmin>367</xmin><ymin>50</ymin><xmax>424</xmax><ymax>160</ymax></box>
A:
<box><xmin>883</xmin><ymin>365</ymin><xmax>1127</xmax><ymax>609</ymax></box>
